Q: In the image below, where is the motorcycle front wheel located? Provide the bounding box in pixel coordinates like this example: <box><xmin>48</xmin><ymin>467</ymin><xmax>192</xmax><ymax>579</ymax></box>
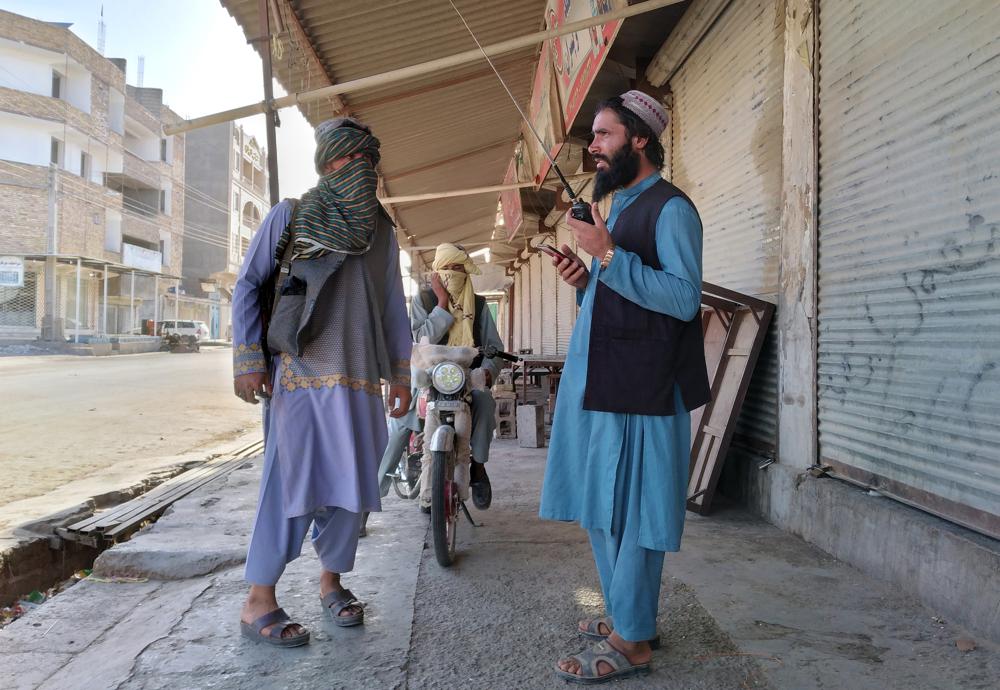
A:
<box><xmin>431</xmin><ymin>449</ymin><xmax>457</xmax><ymax>567</ymax></box>
<box><xmin>392</xmin><ymin>451</ymin><xmax>421</xmax><ymax>500</ymax></box>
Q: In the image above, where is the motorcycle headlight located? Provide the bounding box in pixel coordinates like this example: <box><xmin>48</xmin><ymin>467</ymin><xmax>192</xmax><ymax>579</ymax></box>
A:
<box><xmin>431</xmin><ymin>362</ymin><xmax>465</xmax><ymax>395</ymax></box>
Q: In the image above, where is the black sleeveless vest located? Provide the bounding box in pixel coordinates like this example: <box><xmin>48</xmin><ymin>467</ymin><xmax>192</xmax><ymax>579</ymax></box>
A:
<box><xmin>419</xmin><ymin>289</ymin><xmax>486</xmax><ymax>368</ymax></box>
<box><xmin>582</xmin><ymin>179</ymin><xmax>711</xmax><ymax>416</ymax></box>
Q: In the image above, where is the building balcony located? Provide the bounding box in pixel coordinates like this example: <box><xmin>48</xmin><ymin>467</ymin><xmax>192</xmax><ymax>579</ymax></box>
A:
<box><xmin>121</xmin><ymin>209</ymin><xmax>164</xmax><ymax>245</ymax></box>
<box><xmin>0</xmin><ymin>86</ymin><xmax>99</xmax><ymax>139</ymax></box>
<box><xmin>58</xmin><ymin>169</ymin><xmax>122</xmax><ymax>207</ymax></box>
<box><xmin>105</xmin><ymin>149</ymin><xmax>160</xmax><ymax>194</ymax></box>
<box><xmin>123</xmin><ymin>149</ymin><xmax>160</xmax><ymax>189</ymax></box>
<box><xmin>124</xmin><ymin>97</ymin><xmax>161</xmax><ymax>137</ymax></box>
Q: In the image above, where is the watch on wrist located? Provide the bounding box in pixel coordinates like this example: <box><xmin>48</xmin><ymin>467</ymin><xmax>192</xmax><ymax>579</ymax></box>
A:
<box><xmin>600</xmin><ymin>244</ymin><xmax>616</xmax><ymax>269</ymax></box>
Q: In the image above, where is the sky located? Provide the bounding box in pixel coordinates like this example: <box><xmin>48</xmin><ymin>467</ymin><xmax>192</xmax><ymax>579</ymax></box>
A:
<box><xmin>4</xmin><ymin>0</ymin><xmax>317</xmax><ymax>197</ymax></box>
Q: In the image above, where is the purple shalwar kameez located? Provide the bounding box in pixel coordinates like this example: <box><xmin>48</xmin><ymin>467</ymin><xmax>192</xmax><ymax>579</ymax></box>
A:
<box><xmin>232</xmin><ymin>200</ymin><xmax>411</xmax><ymax>583</ymax></box>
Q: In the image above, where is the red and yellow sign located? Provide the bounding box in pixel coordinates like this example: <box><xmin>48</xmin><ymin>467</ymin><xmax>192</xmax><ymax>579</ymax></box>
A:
<box><xmin>500</xmin><ymin>151</ymin><xmax>524</xmax><ymax>240</ymax></box>
<box><xmin>515</xmin><ymin>0</ymin><xmax>623</xmax><ymax>193</ymax></box>
<box><xmin>547</xmin><ymin>0</ymin><xmax>624</xmax><ymax>132</ymax></box>
<box><xmin>524</xmin><ymin>43</ymin><xmax>565</xmax><ymax>186</ymax></box>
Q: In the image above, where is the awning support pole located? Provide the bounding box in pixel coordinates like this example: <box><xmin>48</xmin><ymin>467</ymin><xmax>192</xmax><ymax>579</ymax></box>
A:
<box><xmin>256</xmin><ymin>0</ymin><xmax>280</xmax><ymax>206</ymax></box>
<box><xmin>74</xmin><ymin>257</ymin><xmax>81</xmax><ymax>344</ymax></box>
<box><xmin>377</xmin><ymin>175</ymin><xmax>592</xmax><ymax>205</ymax></box>
<box><xmin>102</xmin><ymin>265</ymin><xmax>108</xmax><ymax>335</ymax></box>
<box><xmin>129</xmin><ymin>270</ymin><xmax>135</xmax><ymax>333</ymax></box>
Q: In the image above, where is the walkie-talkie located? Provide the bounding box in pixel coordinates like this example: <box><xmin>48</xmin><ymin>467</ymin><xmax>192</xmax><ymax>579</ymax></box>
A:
<box><xmin>549</xmin><ymin>159</ymin><xmax>594</xmax><ymax>225</ymax></box>
<box><xmin>449</xmin><ymin>0</ymin><xmax>596</xmax><ymax>225</ymax></box>
<box><xmin>570</xmin><ymin>194</ymin><xmax>595</xmax><ymax>225</ymax></box>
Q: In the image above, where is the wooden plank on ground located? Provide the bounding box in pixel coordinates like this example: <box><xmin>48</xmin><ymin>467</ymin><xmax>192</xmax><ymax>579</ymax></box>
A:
<box><xmin>62</xmin><ymin>439</ymin><xmax>263</xmax><ymax>544</ymax></box>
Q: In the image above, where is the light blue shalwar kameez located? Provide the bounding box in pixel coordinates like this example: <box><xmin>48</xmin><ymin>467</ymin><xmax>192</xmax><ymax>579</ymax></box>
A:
<box><xmin>539</xmin><ymin>172</ymin><xmax>703</xmax><ymax>642</ymax></box>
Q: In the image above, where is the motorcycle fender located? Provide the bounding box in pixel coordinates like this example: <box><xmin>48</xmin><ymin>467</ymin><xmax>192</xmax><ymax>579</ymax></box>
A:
<box><xmin>428</xmin><ymin>425</ymin><xmax>455</xmax><ymax>453</ymax></box>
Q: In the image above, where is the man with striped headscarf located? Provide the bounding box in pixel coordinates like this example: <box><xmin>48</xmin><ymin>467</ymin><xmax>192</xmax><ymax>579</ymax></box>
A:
<box><xmin>231</xmin><ymin>117</ymin><xmax>412</xmax><ymax>647</ymax></box>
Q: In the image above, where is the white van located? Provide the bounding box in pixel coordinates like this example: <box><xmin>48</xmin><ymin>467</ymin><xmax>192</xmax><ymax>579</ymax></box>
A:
<box><xmin>158</xmin><ymin>320</ymin><xmax>209</xmax><ymax>341</ymax></box>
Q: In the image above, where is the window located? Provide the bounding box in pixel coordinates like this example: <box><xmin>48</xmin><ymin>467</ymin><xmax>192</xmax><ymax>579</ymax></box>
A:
<box><xmin>80</xmin><ymin>152</ymin><xmax>90</xmax><ymax>179</ymax></box>
<box><xmin>233</xmin><ymin>191</ymin><xmax>239</xmax><ymax>211</ymax></box>
<box><xmin>50</xmin><ymin>138</ymin><xmax>63</xmax><ymax>166</ymax></box>
<box><xmin>51</xmin><ymin>71</ymin><xmax>62</xmax><ymax>99</ymax></box>
<box><xmin>160</xmin><ymin>234</ymin><xmax>171</xmax><ymax>266</ymax></box>
<box><xmin>160</xmin><ymin>138</ymin><xmax>168</xmax><ymax>162</ymax></box>
<box><xmin>159</xmin><ymin>189</ymin><xmax>166</xmax><ymax>213</ymax></box>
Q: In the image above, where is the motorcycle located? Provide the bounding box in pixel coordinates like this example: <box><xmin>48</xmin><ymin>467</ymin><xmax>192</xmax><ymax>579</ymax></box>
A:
<box><xmin>162</xmin><ymin>333</ymin><xmax>200</xmax><ymax>353</ymax></box>
<box><xmin>411</xmin><ymin>339</ymin><xmax>519</xmax><ymax>567</ymax></box>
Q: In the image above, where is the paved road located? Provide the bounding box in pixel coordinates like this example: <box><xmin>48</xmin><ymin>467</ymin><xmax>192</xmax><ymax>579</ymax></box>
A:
<box><xmin>0</xmin><ymin>348</ymin><xmax>258</xmax><ymax>532</ymax></box>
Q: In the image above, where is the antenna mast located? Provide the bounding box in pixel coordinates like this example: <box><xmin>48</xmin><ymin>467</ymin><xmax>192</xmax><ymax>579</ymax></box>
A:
<box><xmin>97</xmin><ymin>5</ymin><xmax>106</xmax><ymax>55</ymax></box>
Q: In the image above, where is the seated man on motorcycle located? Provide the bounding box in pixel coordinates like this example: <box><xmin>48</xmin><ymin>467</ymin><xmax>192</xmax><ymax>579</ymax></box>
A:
<box><xmin>413</xmin><ymin>242</ymin><xmax>502</xmax><ymax>511</ymax></box>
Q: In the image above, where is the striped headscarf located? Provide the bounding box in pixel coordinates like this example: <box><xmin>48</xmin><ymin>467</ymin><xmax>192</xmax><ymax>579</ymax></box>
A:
<box><xmin>278</xmin><ymin>120</ymin><xmax>382</xmax><ymax>260</ymax></box>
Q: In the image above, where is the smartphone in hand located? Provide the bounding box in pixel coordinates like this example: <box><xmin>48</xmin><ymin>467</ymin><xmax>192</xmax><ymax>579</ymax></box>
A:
<box><xmin>539</xmin><ymin>243</ymin><xmax>570</xmax><ymax>262</ymax></box>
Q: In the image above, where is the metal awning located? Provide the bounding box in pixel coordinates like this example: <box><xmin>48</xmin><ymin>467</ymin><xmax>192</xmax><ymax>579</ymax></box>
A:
<box><xmin>219</xmin><ymin>0</ymin><xmax>547</xmax><ymax>266</ymax></box>
<box><xmin>11</xmin><ymin>254</ymin><xmax>182</xmax><ymax>280</ymax></box>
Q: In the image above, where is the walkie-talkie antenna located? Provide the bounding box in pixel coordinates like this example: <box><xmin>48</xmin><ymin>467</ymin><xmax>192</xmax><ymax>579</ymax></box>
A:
<box><xmin>447</xmin><ymin>0</ymin><xmax>585</xmax><ymax>203</ymax></box>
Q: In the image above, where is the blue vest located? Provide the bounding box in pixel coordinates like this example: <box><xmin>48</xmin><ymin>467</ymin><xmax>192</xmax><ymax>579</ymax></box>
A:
<box><xmin>583</xmin><ymin>179</ymin><xmax>711</xmax><ymax>416</ymax></box>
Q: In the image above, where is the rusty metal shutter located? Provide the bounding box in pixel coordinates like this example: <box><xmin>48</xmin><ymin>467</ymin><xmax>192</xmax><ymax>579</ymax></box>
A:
<box><xmin>519</xmin><ymin>263</ymin><xmax>530</xmax><ymax>353</ymax></box>
<box><xmin>817</xmin><ymin>0</ymin><xmax>1000</xmax><ymax>538</ymax></box>
<box><xmin>555</xmin><ymin>222</ymin><xmax>577</xmax><ymax>354</ymax></box>
<box><xmin>541</xmin><ymin>244</ymin><xmax>558</xmax><ymax>355</ymax></box>
<box><xmin>513</xmin><ymin>269</ymin><xmax>523</xmax><ymax>352</ymax></box>
<box><xmin>670</xmin><ymin>0</ymin><xmax>784</xmax><ymax>449</ymax></box>
<box><xmin>530</xmin><ymin>255</ymin><xmax>543</xmax><ymax>355</ymax></box>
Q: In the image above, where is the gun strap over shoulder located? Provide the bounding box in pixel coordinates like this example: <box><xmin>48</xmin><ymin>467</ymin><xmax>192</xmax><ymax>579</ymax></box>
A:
<box><xmin>270</xmin><ymin>198</ymin><xmax>299</xmax><ymax>317</ymax></box>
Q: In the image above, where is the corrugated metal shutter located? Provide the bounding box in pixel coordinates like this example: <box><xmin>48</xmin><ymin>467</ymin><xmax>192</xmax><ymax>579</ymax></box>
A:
<box><xmin>541</xmin><ymin>245</ymin><xmax>558</xmax><ymax>355</ymax></box>
<box><xmin>556</xmin><ymin>222</ymin><xmax>577</xmax><ymax>354</ymax></box>
<box><xmin>817</xmin><ymin>0</ymin><xmax>1000</xmax><ymax>538</ymax></box>
<box><xmin>670</xmin><ymin>0</ymin><xmax>784</xmax><ymax>449</ymax></box>
<box><xmin>518</xmin><ymin>264</ymin><xmax>529</xmax><ymax>352</ymax></box>
<box><xmin>530</xmin><ymin>255</ymin><xmax>543</xmax><ymax>355</ymax></box>
<box><xmin>512</xmin><ymin>270</ymin><xmax>523</xmax><ymax>352</ymax></box>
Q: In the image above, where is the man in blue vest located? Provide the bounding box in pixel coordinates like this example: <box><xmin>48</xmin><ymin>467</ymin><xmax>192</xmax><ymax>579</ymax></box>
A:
<box><xmin>540</xmin><ymin>91</ymin><xmax>709</xmax><ymax>684</ymax></box>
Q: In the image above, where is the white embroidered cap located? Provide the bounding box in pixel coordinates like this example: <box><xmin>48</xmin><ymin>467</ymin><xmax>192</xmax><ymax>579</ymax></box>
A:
<box><xmin>620</xmin><ymin>90</ymin><xmax>668</xmax><ymax>138</ymax></box>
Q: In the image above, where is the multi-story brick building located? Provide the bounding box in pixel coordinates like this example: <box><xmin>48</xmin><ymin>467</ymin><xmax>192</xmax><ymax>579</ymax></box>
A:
<box><xmin>0</xmin><ymin>9</ymin><xmax>185</xmax><ymax>341</ymax></box>
<box><xmin>181</xmin><ymin>122</ymin><xmax>268</xmax><ymax>339</ymax></box>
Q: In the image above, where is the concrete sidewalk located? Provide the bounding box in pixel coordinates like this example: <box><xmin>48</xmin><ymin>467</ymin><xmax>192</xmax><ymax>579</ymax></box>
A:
<box><xmin>1</xmin><ymin>440</ymin><xmax>997</xmax><ymax>689</ymax></box>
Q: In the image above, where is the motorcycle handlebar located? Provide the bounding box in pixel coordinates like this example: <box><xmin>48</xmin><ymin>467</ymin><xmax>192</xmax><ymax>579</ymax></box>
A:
<box><xmin>480</xmin><ymin>345</ymin><xmax>520</xmax><ymax>363</ymax></box>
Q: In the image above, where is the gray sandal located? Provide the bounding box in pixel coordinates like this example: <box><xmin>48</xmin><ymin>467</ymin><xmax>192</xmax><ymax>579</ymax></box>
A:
<box><xmin>320</xmin><ymin>588</ymin><xmax>364</xmax><ymax>627</ymax></box>
<box><xmin>579</xmin><ymin>617</ymin><xmax>661</xmax><ymax>650</ymax></box>
<box><xmin>554</xmin><ymin>639</ymin><xmax>651</xmax><ymax>685</ymax></box>
<box><xmin>240</xmin><ymin>608</ymin><xmax>310</xmax><ymax>647</ymax></box>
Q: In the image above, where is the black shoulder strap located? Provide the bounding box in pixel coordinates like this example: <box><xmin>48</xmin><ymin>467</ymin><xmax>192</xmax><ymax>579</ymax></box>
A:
<box><xmin>271</xmin><ymin>199</ymin><xmax>300</xmax><ymax>312</ymax></box>
<box><xmin>277</xmin><ymin>198</ymin><xmax>298</xmax><ymax>263</ymax></box>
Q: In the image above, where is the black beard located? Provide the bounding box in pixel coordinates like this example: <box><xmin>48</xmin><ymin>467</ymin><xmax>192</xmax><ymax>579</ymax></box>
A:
<box><xmin>591</xmin><ymin>143</ymin><xmax>640</xmax><ymax>202</ymax></box>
